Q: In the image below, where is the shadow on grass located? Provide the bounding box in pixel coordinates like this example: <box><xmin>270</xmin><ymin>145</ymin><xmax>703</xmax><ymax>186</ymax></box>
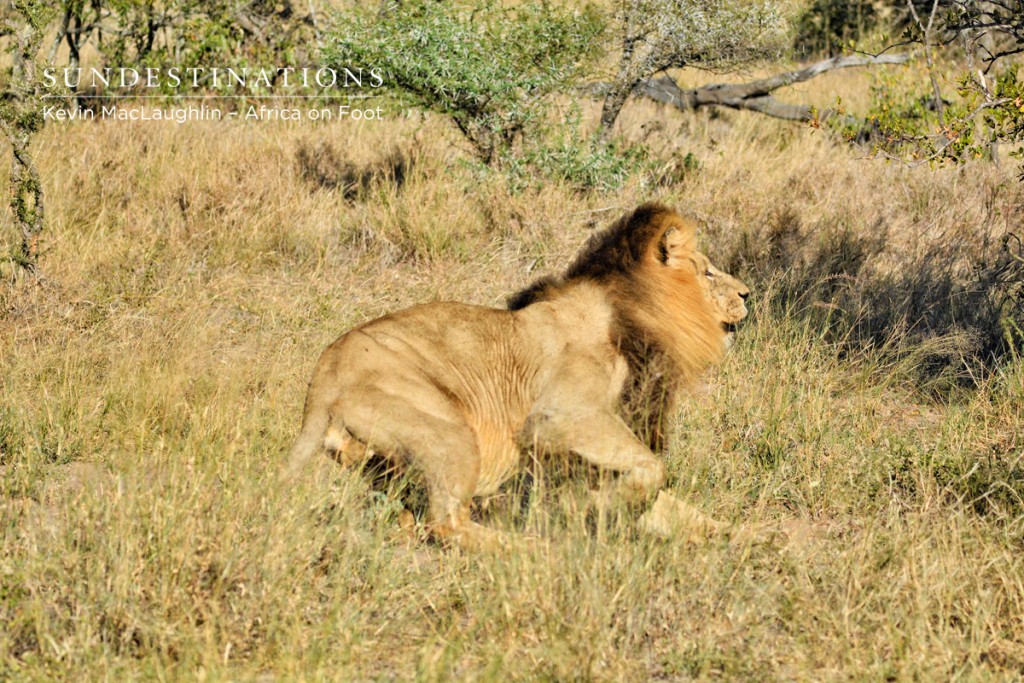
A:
<box><xmin>724</xmin><ymin>207</ymin><xmax>1024</xmax><ymax>389</ymax></box>
<box><xmin>295</xmin><ymin>139</ymin><xmax>414</xmax><ymax>200</ymax></box>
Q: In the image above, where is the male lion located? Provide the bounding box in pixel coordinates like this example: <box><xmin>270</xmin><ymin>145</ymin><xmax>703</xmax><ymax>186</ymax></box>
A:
<box><xmin>284</xmin><ymin>203</ymin><xmax>749</xmax><ymax>549</ymax></box>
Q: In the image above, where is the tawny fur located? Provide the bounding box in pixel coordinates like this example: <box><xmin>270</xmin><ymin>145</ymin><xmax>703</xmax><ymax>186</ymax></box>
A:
<box><xmin>284</xmin><ymin>203</ymin><xmax>749</xmax><ymax>550</ymax></box>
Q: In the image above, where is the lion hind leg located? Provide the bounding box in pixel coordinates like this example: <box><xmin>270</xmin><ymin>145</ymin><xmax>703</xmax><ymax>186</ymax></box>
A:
<box><xmin>342</xmin><ymin>390</ymin><xmax>513</xmax><ymax>552</ymax></box>
<box><xmin>324</xmin><ymin>421</ymin><xmax>373</xmax><ymax>468</ymax></box>
<box><xmin>417</xmin><ymin>431</ymin><xmax>512</xmax><ymax>552</ymax></box>
<box><xmin>403</xmin><ymin>418</ymin><xmax>515</xmax><ymax>551</ymax></box>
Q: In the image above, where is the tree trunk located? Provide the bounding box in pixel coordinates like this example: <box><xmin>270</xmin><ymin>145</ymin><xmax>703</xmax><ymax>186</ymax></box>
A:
<box><xmin>2</xmin><ymin>14</ymin><xmax>50</xmax><ymax>273</ymax></box>
<box><xmin>9</xmin><ymin>130</ymin><xmax>44</xmax><ymax>270</ymax></box>
<box><xmin>598</xmin><ymin>80</ymin><xmax>635</xmax><ymax>140</ymax></box>
<box><xmin>598</xmin><ymin>33</ymin><xmax>649</xmax><ymax>140</ymax></box>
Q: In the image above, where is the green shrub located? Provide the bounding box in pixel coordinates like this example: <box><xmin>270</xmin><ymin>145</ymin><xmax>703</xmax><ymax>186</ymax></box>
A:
<box><xmin>324</xmin><ymin>0</ymin><xmax>605</xmax><ymax>164</ymax></box>
<box><xmin>99</xmin><ymin>0</ymin><xmax>315</xmax><ymax>82</ymax></box>
<box><xmin>830</xmin><ymin>69</ymin><xmax>982</xmax><ymax>164</ymax></box>
<box><xmin>500</xmin><ymin>109</ymin><xmax>651</xmax><ymax>193</ymax></box>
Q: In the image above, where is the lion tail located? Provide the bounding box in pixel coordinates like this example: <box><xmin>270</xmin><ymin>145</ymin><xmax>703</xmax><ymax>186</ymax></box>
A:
<box><xmin>280</xmin><ymin>381</ymin><xmax>334</xmax><ymax>483</ymax></box>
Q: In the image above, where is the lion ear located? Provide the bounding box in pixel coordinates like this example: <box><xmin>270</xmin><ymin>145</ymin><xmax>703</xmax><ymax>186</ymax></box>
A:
<box><xmin>658</xmin><ymin>223</ymin><xmax>697</xmax><ymax>267</ymax></box>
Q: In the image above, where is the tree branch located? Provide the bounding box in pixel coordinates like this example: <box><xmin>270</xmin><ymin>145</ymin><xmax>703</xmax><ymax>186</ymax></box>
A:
<box><xmin>906</xmin><ymin>0</ymin><xmax>945</xmax><ymax>117</ymax></box>
<box><xmin>597</xmin><ymin>53</ymin><xmax>911</xmax><ymax>122</ymax></box>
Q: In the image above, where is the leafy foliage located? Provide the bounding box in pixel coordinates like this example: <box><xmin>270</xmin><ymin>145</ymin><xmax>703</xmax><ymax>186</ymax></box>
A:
<box><xmin>0</xmin><ymin>0</ymin><xmax>60</xmax><ymax>272</ymax></box>
<box><xmin>945</xmin><ymin>0</ymin><xmax>1024</xmax><ymax>66</ymax></box>
<box><xmin>325</xmin><ymin>0</ymin><xmax>605</xmax><ymax>164</ymax></box>
<box><xmin>33</xmin><ymin>0</ymin><xmax>317</xmax><ymax>100</ymax></box>
<box><xmin>500</xmin><ymin>108</ymin><xmax>651</xmax><ymax>193</ymax></box>
<box><xmin>973</xmin><ymin>67</ymin><xmax>1024</xmax><ymax>172</ymax></box>
<box><xmin>92</xmin><ymin>1</ymin><xmax>314</xmax><ymax>91</ymax></box>
<box><xmin>832</xmin><ymin>0</ymin><xmax>1024</xmax><ymax>176</ymax></box>
<box><xmin>836</xmin><ymin>64</ymin><xmax>1024</xmax><ymax>173</ymax></box>
<box><xmin>614</xmin><ymin>0</ymin><xmax>787</xmax><ymax>71</ymax></box>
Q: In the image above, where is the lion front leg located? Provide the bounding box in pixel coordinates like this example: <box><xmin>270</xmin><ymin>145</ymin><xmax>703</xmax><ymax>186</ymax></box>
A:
<box><xmin>521</xmin><ymin>409</ymin><xmax>665</xmax><ymax>504</ymax></box>
<box><xmin>426</xmin><ymin>491</ymin><xmax>512</xmax><ymax>552</ymax></box>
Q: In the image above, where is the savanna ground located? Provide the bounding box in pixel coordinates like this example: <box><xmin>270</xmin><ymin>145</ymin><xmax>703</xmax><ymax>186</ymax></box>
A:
<box><xmin>2</xmin><ymin>63</ymin><xmax>1024</xmax><ymax>681</ymax></box>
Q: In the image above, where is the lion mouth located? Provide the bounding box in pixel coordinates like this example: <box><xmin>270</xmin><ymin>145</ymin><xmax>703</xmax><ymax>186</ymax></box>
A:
<box><xmin>722</xmin><ymin>322</ymin><xmax>738</xmax><ymax>334</ymax></box>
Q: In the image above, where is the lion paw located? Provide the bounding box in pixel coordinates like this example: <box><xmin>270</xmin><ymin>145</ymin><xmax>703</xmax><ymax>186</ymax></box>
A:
<box><xmin>639</xmin><ymin>490</ymin><xmax>731</xmax><ymax>544</ymax></box>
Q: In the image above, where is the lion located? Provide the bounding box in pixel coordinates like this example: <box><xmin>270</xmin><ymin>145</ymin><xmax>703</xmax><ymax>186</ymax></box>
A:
<box><xmin>283</xmin><ymin>203</ymin><xmax>749</xmax><ymax>550</ymax></box>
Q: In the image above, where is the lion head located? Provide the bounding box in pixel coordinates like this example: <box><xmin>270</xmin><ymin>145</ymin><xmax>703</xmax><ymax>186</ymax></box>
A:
<box><xmin>559</xmin><ymin>204</ymin><xmax>748</xmax><ymax>370</ymax></box>
<box><xmin>691</xmin><ymin>251</ymin><xmax>750</xmax><ymax>349</ymax></box>
<box><xmin>509</xmin><ymin>203</ymin><xmax>749</xmax><ymax>369</ymax></box>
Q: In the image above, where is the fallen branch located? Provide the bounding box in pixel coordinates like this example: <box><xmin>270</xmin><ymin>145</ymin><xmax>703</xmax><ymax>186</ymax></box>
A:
<box><xmin>589</xmin><ymin>53</ymin><xmax>912</xmax><ymax>122</ymax></box>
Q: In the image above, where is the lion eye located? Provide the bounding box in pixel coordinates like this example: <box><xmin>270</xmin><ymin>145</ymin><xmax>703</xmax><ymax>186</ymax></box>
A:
<box><xmin>705</xmin><ymin>269</ymin><xmax>715</xmax><ymax>278</ymax></box>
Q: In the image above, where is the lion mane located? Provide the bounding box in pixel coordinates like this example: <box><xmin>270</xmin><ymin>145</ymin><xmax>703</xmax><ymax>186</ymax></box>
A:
<box><xmin>508</xmin><ymin>203</ymin><xmax>727</xmax><ymax>451</ymax></box>
<box><xmin>284</xmin><ymin>203</ymin><xmax>747</xmax><ymax>550</ymax></box>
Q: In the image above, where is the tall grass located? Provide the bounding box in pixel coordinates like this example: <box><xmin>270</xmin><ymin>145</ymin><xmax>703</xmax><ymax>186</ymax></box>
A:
<box><xmin>1</xmin><ymin>76</ymin><xmax>1023</xmax><ymax>680</ymax></box>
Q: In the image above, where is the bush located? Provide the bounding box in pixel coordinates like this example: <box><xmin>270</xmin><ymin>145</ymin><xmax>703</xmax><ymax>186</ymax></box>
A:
<box><xmin>833</xmin><ymin>65</ymin><xmax>1024</xmax><ymax>173</ymax></box>
<box><xmin>324</xmin><ymin>0</ymin><xmax>605</xmax><ymax>164</ymax></box>
<box><xmin>98</xmin><ymin>0</ymin><xmax>315</xmax><ymax>82</ymax></box>
<box><xmin>829</xmin><ymin>69</ymin><xmax>947</xmax><ymax>150</ymax></box>
<box><xmin>598</xmin><ymin>0</ymin><xmax>787</xmax><ymax>134</ymax></box>
<box><xmin>500</xmin><ymin>109</ymin><xmax>651</xmax><ymax>193</ymax></box>
<box><xmin>834</xmin><ymin>2</ymin><xmax>1024</xmax><ymax>177</ymax></box>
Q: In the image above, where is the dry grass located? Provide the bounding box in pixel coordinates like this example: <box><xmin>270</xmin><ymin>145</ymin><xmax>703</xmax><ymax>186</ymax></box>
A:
<box><xmin>1</xmin><ymin>69</ymin><xmax>1023</xmax><ymax>681</ymax></box>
